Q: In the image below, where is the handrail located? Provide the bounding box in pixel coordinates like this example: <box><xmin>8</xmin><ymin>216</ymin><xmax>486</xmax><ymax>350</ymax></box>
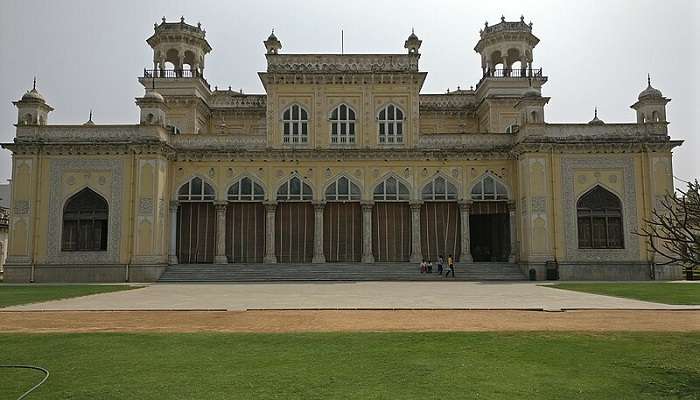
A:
<box><xmin>143</xmin><ymin>68</ymin><xmax>200</xmax><ymax>78</ymax></box>
<box><xmin>482</xmin><ymin>68</ymin><xmax>543</xmax><ymax>78</ymax></box>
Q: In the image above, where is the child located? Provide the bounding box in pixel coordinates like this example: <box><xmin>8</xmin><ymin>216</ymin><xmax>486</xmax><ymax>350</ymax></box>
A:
<box><xmin>437</xmin><ymin>255</ymin><xmax>444</xmax><ymax>275</ymax></box>
<box><xmin>427</xmin><ymin>260</ymin><xmax>433</xmax><ymax>273</ymax></box>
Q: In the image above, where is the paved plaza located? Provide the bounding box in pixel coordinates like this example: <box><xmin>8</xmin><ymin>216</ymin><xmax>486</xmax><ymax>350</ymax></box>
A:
<box><xmin>4</xmin><ymin>282</ymin><xmax>698</xmax><ymax>311</ymax></box>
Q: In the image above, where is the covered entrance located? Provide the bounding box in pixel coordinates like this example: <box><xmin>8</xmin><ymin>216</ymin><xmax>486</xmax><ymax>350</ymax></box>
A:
<box><xmin>275</xmin><ymin>176</ymin><xmax>314</xmax><ymax>263</ymax></box>
<box><xmin>323</xmin><ymin>177</ymin><xmax>362</xmax><ymax>262</ymax></box>
<box><xmin>372</xmin><ymin>176</ymin><xmax>411</xmax><ymax>262</ymax></box>
<box><xmin>420</xmin><ymin>176</ymin><xmax>461</xmax><ymax>262</ymax></box>
<box><xmin>225</xmin><ymin>177</ymin><xmax>266</xmax><ymax>263</ymax></box>
<box><xmin>176</xmin><ymin>177</ymin><xmax>216</xmax><ymax>263</ymax></box>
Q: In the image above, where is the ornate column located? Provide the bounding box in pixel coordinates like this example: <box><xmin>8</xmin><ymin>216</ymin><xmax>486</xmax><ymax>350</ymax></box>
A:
<box><xmin>214</xmin><ymin>201</ymin><xmax>228</xmax><ymax>264</ymax></box>
<box><xmin>409</xmin><ymin>201</ymin><xmax>423</xmax><ymax>263</ymax></box>
<box><xmin>312</xmin><ymin>201</ymin><xmax>326</xmax><ymax>263</ymax></box>
<box><xmin>459</xmin><ymin>200</ymin><xmax>473</xmax><ymax>263</ymax></box>
<box><xmin>361</xmin><ymin>201</ymin><xmax>375</xmax><ymax>263</ymax></box>
<box><xmin>263</xmin><ymin>201</ymin><xmax>277</xmax><ymax>263</ymax></box>
<box><xmin>168</xmin><ymin>201</ymin><xmax>179</xmax><ymax>265</ymax></box>
<box><xmin>508</xmin><ymin>201</ymin><xmax>517</xmax><ymax>263</ymax></box>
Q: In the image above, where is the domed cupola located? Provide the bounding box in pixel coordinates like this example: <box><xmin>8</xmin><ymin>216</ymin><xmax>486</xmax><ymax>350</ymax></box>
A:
<box><xmin>638</xmin><ymin>75</ymin><xmax>663</xmax><ymax>100</ymax></box>
<box><xmin>404</xmin><ymin>28</ymin><xmax>422</xmax><ymax>54</ymax></box>
<box><xmin>264</xmin><ymin>29</ymin><xmax>282</xmax><ymax>54</ymax></box>
<box><xmin>13</xmin><ymin>78</ymin><xmax>54</xmax><ymax>126</ymax></box>
<box><xmin>631</xmin><ymin>74</ymin><xmax>670</xmax><ymax>125</ymax></box>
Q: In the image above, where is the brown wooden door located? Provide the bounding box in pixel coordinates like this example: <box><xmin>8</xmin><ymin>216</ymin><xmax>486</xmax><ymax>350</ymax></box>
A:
<box><xmin>420</xmin><ymin>202</ymin><xmax>461</xmax><ymax>262</ymax></box>
<box><xmin>177</xmin><ymin>202</ymin><xmax>216</xmax><ymax>263</ymax></box>
<box><xmin>225</xmin><ymin>202</ymin><xmax>265</xmax><ymax>263</ymax></box>
<box><xmin>275</xmin><ymin>202</ymin><xmax>314</xmax><ymax>263</ymax></box>
<box><xmin>372</xmin><ymin>202</ymin><xmax>411</xmax><ymax>262</ymax></box>
<box><xmin>323</xmin><ymin>202</ymin><xmax>361</xmax><ymax>262</ymax></box>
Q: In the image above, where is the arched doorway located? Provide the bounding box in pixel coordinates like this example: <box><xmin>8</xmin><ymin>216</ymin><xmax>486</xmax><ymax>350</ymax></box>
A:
<box><xmin>275</xmin><ymin>176</ymin><xmax>314</xmax><ymax>263</ymax></box>
<box><xmin>576</xmin><ymin>185</ymin><xmax>624</xmax><ymax>249</ymax></box>
<box><xmin>372</xmin><ymin>176</ymin><xmax>411</xmax><ymax>262</ymax></box>
<box><xmin>61</xmin><ymin>187</ymin><xmax>108</xmax><ymax>251</ymax></box>
<box><xmin>324</xmin><ymin>176</ymin><xmax>362</xmax><ymax>262</ymax></box>
<box><xmin>469</xmin><ymin>175</ymin><xmax>510</xmax><ymax>262</ymax></box>
<box><xmin>176</xmin><ymin>177</ymin><xmax>216</xmax><ymax>263</ymax></box>
<box><xmin>420</xmin><ymin>176</ymin><xmax>460</xmax><ymax>262</ymax></box>
<box><xmin>226</xmin><ymin>177</ymin><xmax>266</xmax><ymax>263</ymax></box>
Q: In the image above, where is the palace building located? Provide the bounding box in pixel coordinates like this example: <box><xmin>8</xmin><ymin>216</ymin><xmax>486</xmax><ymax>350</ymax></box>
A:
<box><xmin>1</xmin><ymin>16</ymin><xmax>683</xmax><ymax>282</ymax></box>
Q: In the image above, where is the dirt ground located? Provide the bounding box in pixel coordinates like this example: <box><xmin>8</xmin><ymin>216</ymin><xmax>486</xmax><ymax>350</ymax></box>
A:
<box><xmin>1</xmin><ymin>309</ymin><xmax>699</xmax><ymax>333</ymax></box>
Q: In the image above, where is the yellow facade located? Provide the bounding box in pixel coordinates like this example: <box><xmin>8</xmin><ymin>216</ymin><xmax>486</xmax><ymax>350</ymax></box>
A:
<box><xmin>1</xmin><ymin>17</ymin><xmax>682</xmax><ymax>282</ymax></box>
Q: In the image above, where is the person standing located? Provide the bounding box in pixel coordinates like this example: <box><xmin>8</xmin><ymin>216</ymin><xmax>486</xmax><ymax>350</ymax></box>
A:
<box><xmin>420</xmin><ymin>259</ymin><xmax>427</xmax><ymax>274</ymax></box>
<box><xmin>437</xmin><ymin>255</ymin><xmax>444</xmax><ymax>275</ymax></box>
<box><xmin>427</xmin><ymin>260</ymin><xmax>433</xmax><ymax>273</ymax></box>
<box><xmin>445</xmin><ymin>254</ymin><xmax>455</xmax><ymax>278</ymax></box>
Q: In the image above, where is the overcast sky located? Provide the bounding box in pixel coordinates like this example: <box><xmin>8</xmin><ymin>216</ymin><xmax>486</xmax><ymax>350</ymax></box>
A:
<box><xmin>1</xmin><ymin>0</ymin><xmax>698</xmax><ymax>184</ymax></box>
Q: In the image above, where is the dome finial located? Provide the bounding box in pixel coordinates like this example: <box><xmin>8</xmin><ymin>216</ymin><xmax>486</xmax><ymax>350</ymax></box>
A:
<box><xmin>594</xmin><ymin>107</ymin><xmax>598</xmax><ymax>118</ymax></box>
<box><xmin>89</xmin><ymin>109</ymin><xmax>93</xmax><ymax>122</ymax></box>
<box><xmin>32</xmin><ymin>76</ymin><xmax>36</xmax><ymax>90</ymax></box>
<box><xmin>647</xmin><ymin>73</ymin><xmax>651</xmax><ymax>87</ymax></box>
<box><xmin>501</xmin><ymin>15</ymin><xmax>506</xmax><ymax>22</ymax></box>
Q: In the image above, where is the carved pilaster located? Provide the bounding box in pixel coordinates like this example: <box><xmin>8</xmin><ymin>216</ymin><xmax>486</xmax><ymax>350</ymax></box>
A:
<box><xmin>508</xmin><ymin>201</ymin><xmax>517</xmax><ymax>263</ymax></box>
<box><xmin>409</xmin><ymin>201</ymin><xmax>423</xmax><ymax>263</ymax></box>
<box><xmin>312</xmin><ymin>201</ymin><xmax>326</xmax><ymax>263</ymax></box>
<box><xmin>168</xmin><ymin>200</ymin><xmax>179</xmax><ymax>265</ymax></box>
<box><xmin>214</xmin><ymin>201</ymin><xmax>228</xmax><ymax>264</ymax></box>
<box><xmin>361</xmin><ymin>201</ymin><xmax>375</xmax><ymax>263</ymax></box>
<box><xmin>263</xmin><ymin>201</ymin><xmax>277</xmax><ymax>263</ymax></box>
<box><xmin>458</xmin><ymin>200</ymin><xmax>473</xmax><ymax>263</ymax></box>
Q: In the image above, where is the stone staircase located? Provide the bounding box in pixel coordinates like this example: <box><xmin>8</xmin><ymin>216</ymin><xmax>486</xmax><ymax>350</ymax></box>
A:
<box><xmin>157</xmin><ymin>262</ymin><xmax>527</xmax><ymax>282</ymax></box>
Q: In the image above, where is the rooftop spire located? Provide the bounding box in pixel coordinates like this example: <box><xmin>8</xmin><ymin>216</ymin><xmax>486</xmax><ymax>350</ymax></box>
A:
<box><xmin>32</xmin><ymin>76</ymin><xmax>36</xmax><ymax>90</ymax></box>
<box><xmin>647</xmin><ymin>73</ymin><xmax>651</xmax><ymax>87</ymax></box>
<box><xmin>89</xmin><ymin>109</ymin><xmax>93</xmax><ymax>122</ymax></box>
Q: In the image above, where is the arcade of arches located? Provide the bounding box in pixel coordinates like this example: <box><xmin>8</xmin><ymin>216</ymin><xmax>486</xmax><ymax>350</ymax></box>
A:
<box><xmin>169</xmin><ymin>174</ymin><xmax>518</xmax><ymax>264</ymax></box>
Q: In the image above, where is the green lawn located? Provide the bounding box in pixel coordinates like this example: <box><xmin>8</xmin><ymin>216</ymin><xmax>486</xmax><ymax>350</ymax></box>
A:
<box><xmin>0</xmin><ymin>285</ymin><xmax>140</xmax><ymax>308</ymax></box>
<box><xmin>547</xmin><ymin>283</ymin><xmax>700</xmax><ymax>305</ymax></box>
<box><xmin>1</xmin><ymin>332</ymin><xmax>699</xmax><ymax>399</ymax></box>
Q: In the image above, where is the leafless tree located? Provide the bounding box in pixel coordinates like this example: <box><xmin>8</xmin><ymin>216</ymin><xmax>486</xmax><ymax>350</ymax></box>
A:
<box><xmin>637</xmin><ymin>179</ymin><xmax>700</xmax><ymax>279</ymax></box>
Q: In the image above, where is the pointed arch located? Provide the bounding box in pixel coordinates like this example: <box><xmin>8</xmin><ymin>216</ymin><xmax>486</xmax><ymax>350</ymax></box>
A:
<box><xmin>61</xmin><ymin>187</ymin><xmax>109</xmax><ymax>251</ymax></box>
<box><xmin>227</xmin><ymin>174</ymin><xmax>266</xmax><ymax>201</ymax></box>
<box><xmin>421</xmin><ymin>173</ymin><xmax>459</xmax><ymax>201</ymax></box>
<box><xmin>277</xmin><ymin>174</ymin><xmax>313</xmax><ymax>201</ymax></box>
<box><xmin>177</xmin><ymin>176</ymin><xmax>216</xmax><ymax>202</ymax></box>
<box><xmin>329</xmin><ymin>103</ymin><xmax>357</xmax><ymax>144</ymax></box>
<box><xmin>469</xmin><ymin>172</ymin><xmax>510</xmax><ymax>201</ymax></box>
<box><xmin>377</xmin><ymin>103</ymin><xmax>405</xmax><ymax>144</ymax></box>
<box><xmin>576</xmin><ymin>185</ymin><xmax>624</xmax><ymax>249</ymax></box>
<box><xmin>324</xmin><ymin>174</ymin><xmax>361</xmax><ymax>201</ymax></box>
<box><xmin>373</xmin><ymin>173</ymin><xmax>410</xmax><ymax>201</ymax></box>
<box><xmin>282</xmin><ymin>103</ymin><xmax>309</xmax><ymax>144</ymax></box>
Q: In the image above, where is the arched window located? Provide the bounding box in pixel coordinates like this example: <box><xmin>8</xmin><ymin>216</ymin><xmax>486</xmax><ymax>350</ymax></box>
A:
<box><xmin>422</xmin><ymin>176</ymin><xmax>458</xmax><ymax>201</ymax></box>
<box><xmin>330</xmin><ymin>104</ymin><xmax>356</xmax><ymax>144</ymax></box>
<box><xmin>471</xmin><ymin>175</ymin><xmax>508</xmax><ymax>201</ymax></box>
<box><xmin>228</xmin><ymin>177</ymin><xmax>264</xmax><ymax>201</ymax></box>
<box><xmin>282</xmin><ymin>104</ymin><xmax>309</xmax><ymax>144</ymax></box>
<box><xmin>373</xmin><ymin>176</ymin><xmax>409</xmax><ymax>201</ymax></box>
<box><xmin>378</xmin><ymin>104</ymin><xmax>404</xmax><ymax>144</ymax></box>
<box><xmin>61</xmin><ymin>188</ymin><xmax>108</xmax><ymax>251</ymax></box>
<box><xmin>325</xmin><ymin>176</ymin><xmax>360</xmax><ymax>201</ymax></box>
<box><xmin>577</xmin><ymin>186</ymin><xmax>624</xmax><ymax>249</ymax></box>
<box><xmin>178</xmin><ymin>177</ymin><xmax>215</xmax><ymax>201</ymax></box>
<box><xmin>652</xmin><ymin>111</ymin><xmax>660</xmax><ymax>122</ymax></box>
<box><xmin>277</xmin><ymin>176</ymin><xmax>312</xmax><ymax>201</ymax></box>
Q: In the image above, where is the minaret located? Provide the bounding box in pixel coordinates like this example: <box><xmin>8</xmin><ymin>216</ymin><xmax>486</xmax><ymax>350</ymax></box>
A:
<box><xmin>13</xmin><ymin>78</ymin><xmax>54</xmax><ymax>126</ymax></box>
<box><xmin>264</xmin><ymin>29</ymin><xmax>282</xmax><ymax>54</ymax></box>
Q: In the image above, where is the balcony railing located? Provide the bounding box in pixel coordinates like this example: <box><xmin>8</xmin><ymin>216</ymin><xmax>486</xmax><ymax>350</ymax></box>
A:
<box><xmin>143</xmin><ymin>69</ymin><xmax>201</xmax><ymax>79</ymax></box>
<box><xmin>483</xmin><ymin>68</ymin><xmax>543</xmax><ymax>78</ymax></box>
